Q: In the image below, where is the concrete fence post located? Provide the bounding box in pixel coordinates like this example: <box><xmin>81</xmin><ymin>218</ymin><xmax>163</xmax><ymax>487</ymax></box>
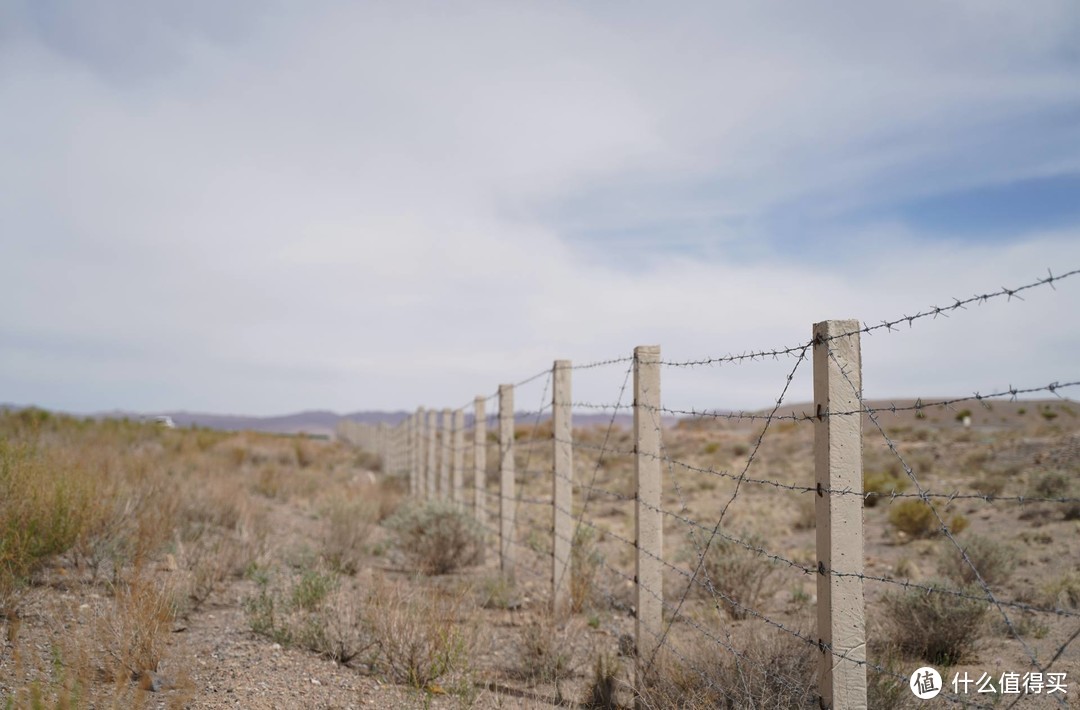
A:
<box><xmin>377</xmin><ymin>423</ymin><xmax>387</xmax><ymax>469</ymax></box>
<box><xmin>634</xmin><ymin>345</ymin><xmax>662</xmax><ymax>696</ymax></box>
<box><xmin>499</xmin><ymin>384</ymin><xmax>515</xmax><ymax>576</ymax></box>
<box><xmin>474</xmin><ymin>396</ymin><xmax>487</xmax><ymax>528</ymax></box>
<box><xmin>410</xmin><ymin>410</ymin><xmax>421</xmax><ymax>497</ymax></box>
<box><xmin>453</xmin><ymin>408</ymin><xmax>465</xmax><ymax>507</ymax></box>
<box><xmin>427</xmin><ymin>409</ymin><xmax>437</xmax><ymax>500</ymax></box>
<box><xmin>441</xmin><ymin>408</ymin><xmax>452</xmax><ymax>499</ymax></box>
<box><xmin>552</xmin><ymin>359</ymin><xmax>573</xmax><ymax>618</ymax></box>
<box><xmin>813</xmin><ymin>320</ymin><xmax>867</xmax><ymax>710</ymax></box>
<box><xmin>415</xmin><ymin>409</ymin><xmax>425</xmax><ymax>498</ymax></box>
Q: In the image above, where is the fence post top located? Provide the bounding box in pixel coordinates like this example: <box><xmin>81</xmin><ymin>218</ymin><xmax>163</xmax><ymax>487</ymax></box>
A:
<box><xmin>499</xmin><ymin>383</ymin><xmax>513</xmax><ymax>393</ymax></box>
<box><xmin>554</xmin><ymin>359</ymin><xmax>572</xmax><ymax>369</ymax></box>
<box><xmin>812</xmin><ymin>319</ymin><xmax>860</xmax><ymax>336</ymax></box>
<box><xmin>634</xmin><ymin>344</ymin><xmax>661</xmax><ymax>358</ymax></box>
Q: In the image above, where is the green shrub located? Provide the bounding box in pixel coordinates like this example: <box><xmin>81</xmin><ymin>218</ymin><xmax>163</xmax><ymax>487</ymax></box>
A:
<box><xmin>384</xmin><ymin>501</ymin><xmax>483</xmax><ymax>575</ymax></box>
<box><xmin>883</xmin><ymin>581</ymin><xmax>988</xmax><ymax>664</ymax></box>
<box><xmin>888</xmin><ymin>500</ymin><xmax>968</xmax><ymax>538</ymax></box>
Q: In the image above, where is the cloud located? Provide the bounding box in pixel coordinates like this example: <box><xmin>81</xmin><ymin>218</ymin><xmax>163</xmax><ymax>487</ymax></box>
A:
<box><xmin>1</xmin><ymin>2</ymin><xmax>1079</xmax><ymax>414</ymax></box>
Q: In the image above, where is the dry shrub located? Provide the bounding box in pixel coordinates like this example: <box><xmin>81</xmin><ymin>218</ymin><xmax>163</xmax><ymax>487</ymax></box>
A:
<box><xmin>321</xmin><ymin>496</ymin><xmax>378</xmax><ymax>574</ymax></box>
<box><xmin>0</xmin><ymin>439</ymin><xmax>91</xmax><ymax>602</ymax></box>
<box><xmin>517</xmin><ymin>615</ymin><xmax>578</xmax><ymax>687</ymax></box>
<box><xmin>384</xmin><ymin>500</ymin><xmax>483</xmax><ymax>575</ymax></box>
<box><xmin>938</xmin><ymin>535</ymin><xmax>1016</xmax><ymax>587</ymax></box>
<box><xmin>582</xmin><ymin>651</ymin><xmax>622</xmax><ymax>709</ymax></box>
<box><xmin>295</xmin><ymin>585</ymin><xmax>376</xmax><ymax>665</ymax></box>
<box><xmin>97</xmin><ymin>573</ymin><xmax>176</xmax><ymax>683</ymax></box>
<box><xmin>364</xmin><ymin>576</ymin><xmax>479</xmax><ymax>690</ymax></box>
<box><xmin>685</xmin><ymin>532</ymin><xmax>780</xmax><ymax>620</ymax></box>
<box><xmin>882</xmin><ymin>582</ymin><xmax>988</xmax><ymax>664</ymax></box>
<box><xmin>571</xmin><ymin>527</ymin><xmax>605</xmax><ymax>613</ymax></box>
<box><xmin>1040</xmin><ymin>571</ymin><xmax>1080</xmax><ymax>610</ymax></box>
<box><xmin>638</xmin><ymin>627</ymin><xmax>817</xmax><ymax>709</ymax></box>
<box><xmin>791</xmin><ymin>493</ymin><xmax>816</xmax><ymax>531</ymax></box>
<box><xmin>373</xmin><ymin>475</ymin><xmax>406</xmax><ymax>521</ymax></box>
<box><xmin>865</xmin><ymin>645</ymin><xmax>912</xmax><ymax>710</ymax></box>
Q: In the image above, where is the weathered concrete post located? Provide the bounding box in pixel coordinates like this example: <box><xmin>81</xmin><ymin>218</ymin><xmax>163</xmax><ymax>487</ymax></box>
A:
<box><xmin>499</xmin><ymin>384</ymin><xmax>515</xmax><ymax>576</ymax></box>
<box><xmin>377</xmin><ymin>423</ymin><xmax>388</xmax><ymax>470</ymax></box>
<box><xmin>634</xmin><ymin>345</ymin><xmax>662</xmax><ymax>696</ymax></box>
<box><xmin>552</xmin><ymin>360</ymin><xmax>573</xmax><ymax>618</ymax></box>
<box><xmin>813</xmin><ymin>320</ymin><xmax>867</xmax><ymax>710</ymax></box>
<box><xmin>453</xmin><ymin>408</ymin><xmax>465</xmax><ymax>507</ymax></box>
<box><xmin>441</xmin><ymin>408</ymin><xmax>452</xmax><ymax>499</ymax></box>
<box><xmin>426</xmin><ymin>409</ymin><xmax>437</xmax><ymax>500</ymax></box>
<box><xmin>474</xmin><ymin>396</ymin><xmax>487</xmax><ymax>527</ymax></box>
<box><xmin>414</xmin><ymin>409</ymin><xmax>425</xmax><ymax>498</ymax></box>
<box><xmin>411</xmin><ymin>410</ymin><xmax>421</xmax><ymax>497</ymax></box>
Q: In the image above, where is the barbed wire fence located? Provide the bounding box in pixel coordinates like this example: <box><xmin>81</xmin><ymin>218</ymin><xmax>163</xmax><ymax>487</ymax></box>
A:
<box><xmin>343</xmin><ymin>269</ymin><xmax>1080</xmax><ymax>709</ymax></box>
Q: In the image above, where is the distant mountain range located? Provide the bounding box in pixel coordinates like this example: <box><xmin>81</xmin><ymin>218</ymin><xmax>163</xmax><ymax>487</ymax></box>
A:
<box><xmin>4</xmin><ymin>397</ymin><xmax>1072</xmax><ymax>438</ymax></box>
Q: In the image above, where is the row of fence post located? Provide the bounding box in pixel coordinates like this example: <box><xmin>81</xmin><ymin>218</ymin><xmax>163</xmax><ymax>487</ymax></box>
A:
<box><xmin>344</xmin><ymin>321</ymin><xmax>867</xmax><ymax>709</ymax></box>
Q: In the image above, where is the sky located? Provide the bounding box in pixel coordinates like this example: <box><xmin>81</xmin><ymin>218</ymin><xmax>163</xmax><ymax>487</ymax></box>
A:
<box><xmin>2</xmin><ymin>0</ymin><xmax>1080</xmax><ymax>416</ymax></box>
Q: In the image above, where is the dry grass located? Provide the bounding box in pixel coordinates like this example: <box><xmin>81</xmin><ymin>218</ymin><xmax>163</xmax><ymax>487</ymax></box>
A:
<box><xmin>637</xmin><ymin>627</ymin><xmax>818</xmax><ymax>709</ymax></box>
<box><xmin>0</xmin><ymin>410</ymin><xmax>374</xmax><ymax>703</ymax></box>
<box><xmin>364</xmin><ymin>575</ymin><xmax>481</xmax><ymax>691</ymax></box>
<box><xmin>3</xmin><ymin>404</ymin><xmax>1078</xmax><ymax>706</ymax></box>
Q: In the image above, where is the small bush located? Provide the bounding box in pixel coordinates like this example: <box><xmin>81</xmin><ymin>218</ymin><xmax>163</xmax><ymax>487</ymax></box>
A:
<box><xmin>639</xmin><ymin>628</ymin><xmax>817</xmax><ymax>708</ymax></box>
<box><xmin>864</xmin><ymin>471</ymin><xmax>909</xmax><ymax>508</ymax></box>
<box><xmin>476</xmin><ymin>573</ymin><xmax>516</xmax><ymax>610</ymax></box>
<box><xmin>583</xmin><ymin>651</ymin><xmax>621</xmax><ymax>709</ymax></box>
<box><xmin>364</xmin><ymin>576</ymin><xmax>478</xmax><ymax>690</ymax></box>
<box><xmin>518</xmin><ymin>615</ymin><xmax>578</xmax><ymax>700</ymax></box>
<box><xmin>939</xmin><ymin>535</ymin><xmax>1016</xmax><ymax>587</ymax></box>
<box><xmin>321</xmin><ymin>497</ymin><xmax>377</xmax><ymax>574</ymax></box>
<box><xmin>883</xmin><ymin>582</ymin><xmax>988</xmax><ymax>664</ymax></box>
<box><xmin>571</xmin><ymin>526</ymin><xmax>605</xmax><ymax>613</ymax></box>
<box><xmin>1040</xmin><ymin>571</ymin><xmax>1080</xmax><ymax>610</ymax></box>
<box><xmin>866</xmin><ymin>646</ymin><xmax>911</xmax><ymax>710</ymax></box>
<box><xmin>888</xmin><ymin>500</ymin><xmax>968</xmax><ymax>539</ymax></box>
<box><xmin>1029</xmin><ymin>470</ymin><xmax>1070</xmax><ymax>498</ymax></box>
<box><xmin>384</xmin><ymin>501</ymin><xmax>483</xmax><ymax>575</ymax></box>
<box><xmin>98</xmin><ymin>574</ymin><xmax>176</xmax><ymax>683</ymax></box>
<box><xmin>685</xmin><ymin>532</ymin><xmax>780</xmax><ymax>620</ymax></box>
<box><xmin>292</xmin><ymin>569</ymin><xmax>336</xmax><ymax>611</ymax></box>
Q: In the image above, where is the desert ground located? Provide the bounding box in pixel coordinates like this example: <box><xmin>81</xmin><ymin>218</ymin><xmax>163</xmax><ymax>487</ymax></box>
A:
<box><xmin>1</xmin><ymin>398</ymin><xmax>1077</xmax><ymax>708</ymax></box>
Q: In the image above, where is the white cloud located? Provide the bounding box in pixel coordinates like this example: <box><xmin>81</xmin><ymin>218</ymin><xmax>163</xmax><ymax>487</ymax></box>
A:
<box><xmin>1</xmin><ymin>1</ymin><xmax>1078</xmax><ymax>414</ymax></box>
